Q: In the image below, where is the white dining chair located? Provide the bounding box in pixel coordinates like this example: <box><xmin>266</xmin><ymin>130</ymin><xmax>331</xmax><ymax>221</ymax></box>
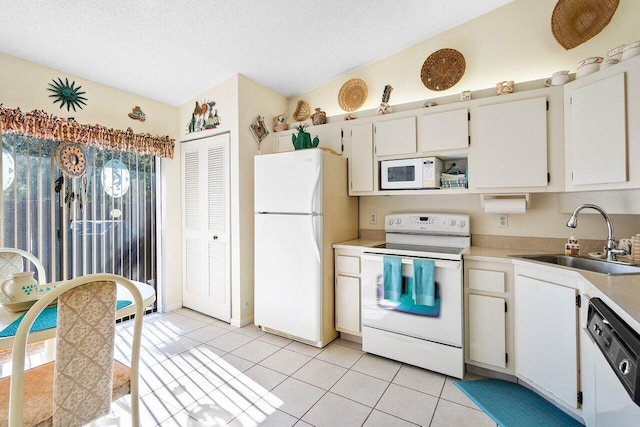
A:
<box><xmin>0</xmin><ymin>273</ymin><xmax>144</xmax><ymax>427</ymax></box>
<box><xmin>0</xmin><ymin>247</ymin><xmax>47</xmax><ymax>285</ymax></box>
<box><xmin>0</xmin><ymin>248</ymin><xmax>49</xmax><ymax>363</ymax></box>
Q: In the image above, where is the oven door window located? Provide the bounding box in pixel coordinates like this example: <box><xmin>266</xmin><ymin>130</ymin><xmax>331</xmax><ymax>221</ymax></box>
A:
<box><xmin>376</xmin><ymin>274</ymin><xmax>440</xmax><ymax>317</ymax></box>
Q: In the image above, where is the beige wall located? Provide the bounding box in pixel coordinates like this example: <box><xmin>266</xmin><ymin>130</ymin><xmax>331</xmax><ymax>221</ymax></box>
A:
<box><xmin>0</xmin><ymin>52</ymin><xmax>181</xmax><ymax>311</ymax></box>
<box><xmin>359</xmin><ymin>193</ymin><xmax>640</xmax><ymax>244</ymax></box>
<box><xmin>290</xmin><ymin>0</ymin><xmax>640</xmax><ymax>241</ymax></box>
<box><xmin>177</xmin><ymin>74</ymin><xmax>287</xmax><ymax>325</ymax></box>
<box><xmin>237</xmin><ymin>75</ymin><xmax>288</xmax><ymax>324</ymax></box>
<box><xmin>0</xmin><ymin>53</ymin><xmax>176</xmax><ymax>137</ymax></box>
<box><xmin>290</xmin><ymin>0</ymin><xmax>640</xmax><ymax>117</ymax></box>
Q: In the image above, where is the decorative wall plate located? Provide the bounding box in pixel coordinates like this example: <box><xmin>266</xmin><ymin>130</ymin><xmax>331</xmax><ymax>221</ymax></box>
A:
<box><xmin>47</xmin><ymin>77</ymin><xmax>87</xmax><ymax>112</ymax></box>
<box><xmin>338</xmin><ymin>78</ymin><xmax>368</xmax><ymax>112</ymax></box>
<box><xmin>421</xmin><ymin>48</ymin><xmax>466</xmax><ymax>91</ymax></box>
<box><xmin>55</xmin><ymin>141</ymin><xmax>87</xmax><ymax>178</ymax></box>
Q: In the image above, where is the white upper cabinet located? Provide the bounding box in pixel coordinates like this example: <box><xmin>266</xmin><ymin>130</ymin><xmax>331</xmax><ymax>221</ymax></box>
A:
<box><xmin>349</xmin><ymin>123</ymin><xmax>375</xmax><ymax>194</ymax></box>
<box><xmin>418</xmin><ymin>109</ymin><xmax>469</xmax><ymax>153</ymax></box>
<box><xmin>374</xmin><ymin>116</ymin><xmax>416</xmax><ymax>157</ymax></box>
<box><xmin>469</xmin><ymin>95</ymin><xmax>550</xmax><ymax>193</ymax></box>
<box><xmin>570</xmin><ymin>74</ymin><xmax>626</xmax><ymax>186</ymax></box>
<box><xmin>308</xmin><ymin>122</ymin><xmax>344</xmax><ymax>155</ymax></box>
<box><xmin>563</xmin><ymin>56</ymin><xmax>640</xmax><ymax>191</ymax></box>
<box><xmin>275</xmin><ymin>130</ymin><xmax>295</xmax><ymax>153</ymax></box>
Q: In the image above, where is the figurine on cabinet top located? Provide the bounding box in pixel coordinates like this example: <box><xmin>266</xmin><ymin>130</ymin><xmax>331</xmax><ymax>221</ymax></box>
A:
<box><xmin>273</xmin><ymin>114</ymin><xmax>288</xmax><ymax>132</ymax></box>
<box><xmin>377</xmin><ymin>85</ymin><xmax>394</xmax><ymax>115</ymax></box>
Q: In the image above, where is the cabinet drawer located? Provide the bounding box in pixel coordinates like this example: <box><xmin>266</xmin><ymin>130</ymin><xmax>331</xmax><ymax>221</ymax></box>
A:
<box><xmin>468</xmin><ymin>269</ymin><xmax>505</xmax><ymax>293</ymax></box>
<box><xmin>336</xmin><ymin>255</ymin><xmax>360</xmax><ymax>275</ymax></box>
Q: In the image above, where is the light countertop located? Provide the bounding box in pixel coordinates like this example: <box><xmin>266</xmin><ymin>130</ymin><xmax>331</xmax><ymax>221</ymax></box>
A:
<box><xmin>331</xmin><ymin>241</ymin><xmax>640</xmax><ymax>327</ymax></box>
<box><xmin>333</xmin><ymin>239</ymin><xmax>384</xmax><ymax>249</ymax></box>
<box><xmin>470</xmin><ymin>246</ymin><xmax>640</xmax><ymax>329</ymax></box>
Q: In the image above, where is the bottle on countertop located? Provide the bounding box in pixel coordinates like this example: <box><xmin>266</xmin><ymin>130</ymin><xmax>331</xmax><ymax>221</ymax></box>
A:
<box><xmin>565</xmin><ymin>233</ymin><xmax>580</xmax><ymax>257</ymax></box>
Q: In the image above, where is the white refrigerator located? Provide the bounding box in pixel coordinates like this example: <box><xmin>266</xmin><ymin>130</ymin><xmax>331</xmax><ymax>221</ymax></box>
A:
<box><xmin>254</xmin><ymin>149</ymin><xmax>358</xmax><ymax>347</ymax></box>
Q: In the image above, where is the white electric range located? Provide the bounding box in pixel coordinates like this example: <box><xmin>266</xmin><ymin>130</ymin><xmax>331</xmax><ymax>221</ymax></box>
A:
<box><xmin>361</xmin><ymin>213</ymin><xmax>470</xmax><ymax>379</ymax></box>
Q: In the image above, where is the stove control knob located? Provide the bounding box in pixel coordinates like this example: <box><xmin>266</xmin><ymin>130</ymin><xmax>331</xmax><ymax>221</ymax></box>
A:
<box><xmin>387</xmin><ymin>219</ymin><xmax>394</xmax><ymax>225</ymax></box>
<box><xmin>395</xmin><ymin>218</ymin><xmax>401</xmax><ymax>224</ymax></box>
<box><xmin>619</xmin><ymin>359</ymin><xmax>631</xmax><ymax>375</ymax></box>
<box><xmin>448</xmin><ymin>219</ymin><xmax>456</xmax><ymax>226</ymax></box>
<box><xmin>458</xmin><ymin>220</ymin><xmax>466</xmax><ymax>228</ymax></box>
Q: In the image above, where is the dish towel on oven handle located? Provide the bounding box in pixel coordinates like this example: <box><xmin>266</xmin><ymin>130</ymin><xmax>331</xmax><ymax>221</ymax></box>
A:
<box><xmin>383</xmin><ymin>256</ymin><xmax>402</xmax><ymax>302</ymax></box>
<box><xmin>413</xmin><ymin>259</ymin><xmax>436</xmax><ymax>306</ymax></box>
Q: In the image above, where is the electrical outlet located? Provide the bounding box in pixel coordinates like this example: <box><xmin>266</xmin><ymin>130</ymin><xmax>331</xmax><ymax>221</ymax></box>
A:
<box><xmin>369</xmin><ymin>212</ymin><xmax>377</xmax><ymax>224</ymax></box>
<box><xmin>498</xmin><ymin>214</ymin><xmax>508</xmax><ymax>228</ymax></box>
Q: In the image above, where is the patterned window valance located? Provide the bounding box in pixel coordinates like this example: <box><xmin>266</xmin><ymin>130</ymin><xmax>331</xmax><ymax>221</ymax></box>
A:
<box><xmin>0</xmin><ymin>106</ymin><xmax>175</xmax><ymax>158</ymax></box>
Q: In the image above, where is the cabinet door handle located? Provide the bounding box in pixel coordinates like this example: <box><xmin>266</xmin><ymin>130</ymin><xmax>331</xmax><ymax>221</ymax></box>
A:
<box><xmin>212</xmin><ymin>235</ymin><xmax>219</xmax><ymax>240</ymax></box>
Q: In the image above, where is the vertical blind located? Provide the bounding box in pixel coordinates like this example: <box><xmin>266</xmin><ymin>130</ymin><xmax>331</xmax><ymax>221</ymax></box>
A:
<box><xmin>1</xmin><ymin>134</ymin><xmax>158</xmax><ymax>289</ymax></box>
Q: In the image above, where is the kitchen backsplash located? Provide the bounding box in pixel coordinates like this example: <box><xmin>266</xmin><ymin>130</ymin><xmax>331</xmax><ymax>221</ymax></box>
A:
<box><xmin>359</xmin><ymin>228</ymin><xmax>606</xmax><ymax>254</ymax></box>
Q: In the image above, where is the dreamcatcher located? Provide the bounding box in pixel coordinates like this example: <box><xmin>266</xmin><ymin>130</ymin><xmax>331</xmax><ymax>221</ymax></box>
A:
<box><xmin>54</xmin><ymin>141</ymin><xmax>88</xmax><ymax>213</ymax></box>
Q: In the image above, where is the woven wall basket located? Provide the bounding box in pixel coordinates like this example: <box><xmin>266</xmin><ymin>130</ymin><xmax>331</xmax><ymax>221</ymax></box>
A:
<box><xmin>338</xmin><ymin>78</ymin><xmax>368</xmax><ymax>112</ymax></box>
<box><xmin>551</xmin><ymin>0</ymin><xmax>619</xmax><ymax>50</ymax></box>
<box><xmin>293</xmin><ymin>100</ymin><xmax>311</xmax><ymax>121</ymax></box>
<box><xmin>420</xmin><ymin>48</ymin><xmax>466</xmax><ymax>91</ymax></box>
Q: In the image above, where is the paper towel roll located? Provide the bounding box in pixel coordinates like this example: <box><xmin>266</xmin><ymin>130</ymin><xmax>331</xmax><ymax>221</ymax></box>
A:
<box><xmin>484</xmin><ymin>198</ymin><xmax>527</xmax><ymax>214</ymax></box>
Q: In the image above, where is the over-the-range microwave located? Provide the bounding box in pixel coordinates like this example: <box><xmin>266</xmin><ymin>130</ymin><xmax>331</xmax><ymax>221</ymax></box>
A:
<box><xmin>380</xmin><ymin>157</ymin><xmax>442</xmax><ymax>190</ymax></box>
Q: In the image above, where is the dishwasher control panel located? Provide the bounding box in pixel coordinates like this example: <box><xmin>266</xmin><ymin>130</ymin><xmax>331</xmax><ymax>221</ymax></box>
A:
<box><xmin>588</xmin><ymin>298</ymin><xmax>640</xmax><ymax>406</ymax></box>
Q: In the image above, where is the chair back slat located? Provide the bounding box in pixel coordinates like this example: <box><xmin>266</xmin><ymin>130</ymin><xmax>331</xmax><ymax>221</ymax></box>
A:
<box><xmin>53</xmin><ymin>281</ymin><xmax>117</xmax><ymax>427</ymax></box>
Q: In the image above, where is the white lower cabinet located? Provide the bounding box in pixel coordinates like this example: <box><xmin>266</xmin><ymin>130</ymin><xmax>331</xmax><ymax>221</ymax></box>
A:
<box><xmin>468</xmin><ymin>294</ymin><xmax>506</xmax><ymax>368</ymax></box>
<box><xmin>334</xmin><ymin>247</ymin><xmax>363</xmax><ymax>336</ymax></box>
<box><xmin>464</xmin><ymin>260</ymin><xmax>513</xmax><ymax>374</ymax></box>
<box><xmin>514</xmin><ymin>273</ymin><xmax>579</xmax><ymax>410</ymax></box>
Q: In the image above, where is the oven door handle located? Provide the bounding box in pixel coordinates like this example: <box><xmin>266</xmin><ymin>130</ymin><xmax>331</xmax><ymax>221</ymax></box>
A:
<box><xmin>362</xmin><ymin>253</ymin><xmax>461</xmax><ymax>270</ymax></box>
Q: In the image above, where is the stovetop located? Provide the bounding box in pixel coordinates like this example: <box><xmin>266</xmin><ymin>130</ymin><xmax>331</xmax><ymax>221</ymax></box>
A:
<box><xmin>364</xmin><ymin>242</ymin><xmax>468</xmax><ymax>261</ymax></box>
<box><xmin>362</xmin><ymin>213</ymin><xmax>470</xmax><ymax>260</ymax></box>
<box><xmin>372</xmin><ymin>243</ymin><xmax>466</xmax><ymax>255</ymax></box>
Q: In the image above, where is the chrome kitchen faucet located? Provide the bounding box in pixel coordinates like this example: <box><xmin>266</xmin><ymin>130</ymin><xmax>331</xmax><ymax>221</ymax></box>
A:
<box><xmin>566</xmin><ymin>204</ymin><xmax>629</xmax><ymax>262</ymax></box>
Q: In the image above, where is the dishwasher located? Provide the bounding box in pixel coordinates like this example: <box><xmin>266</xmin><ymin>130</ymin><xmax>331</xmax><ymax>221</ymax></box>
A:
<box><xmin>586</xmin><ymin>297</ymin><xmax>640</xmax><ymax>426</ymax></box>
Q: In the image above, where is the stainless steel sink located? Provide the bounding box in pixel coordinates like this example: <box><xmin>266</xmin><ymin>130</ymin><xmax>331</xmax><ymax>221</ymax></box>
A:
<box><xmin>517</xmin><ymin>254</ymin><xmax>640</xmax><ymax>275</ymax></box>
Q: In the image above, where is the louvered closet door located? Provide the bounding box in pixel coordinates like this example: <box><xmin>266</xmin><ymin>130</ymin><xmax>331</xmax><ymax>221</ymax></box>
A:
<box><xmin>182</xmin><ymin>133</ymin><xmax>230</xmax><ymax>321</ymax></box>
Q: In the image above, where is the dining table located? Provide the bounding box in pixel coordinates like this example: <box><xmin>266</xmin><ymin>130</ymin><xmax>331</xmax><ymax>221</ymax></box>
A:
<box><xmin>0</xmin><ymin>280</ymin><xmax>156</xmax><ymax>352</ymax></box>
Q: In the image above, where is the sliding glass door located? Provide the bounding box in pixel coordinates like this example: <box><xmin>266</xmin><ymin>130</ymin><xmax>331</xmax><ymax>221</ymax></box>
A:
<box><xmin>1</xmin><ymin>134</ymin><xmax>158</xmax><ymax>296</ymax></box>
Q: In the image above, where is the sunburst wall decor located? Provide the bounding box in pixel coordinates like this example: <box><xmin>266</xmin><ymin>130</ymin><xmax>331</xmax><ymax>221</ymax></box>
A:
<box><xmin>47</xmin><ymin>77</ymin><xmax>87</xmax><ymax>112</ymax></box>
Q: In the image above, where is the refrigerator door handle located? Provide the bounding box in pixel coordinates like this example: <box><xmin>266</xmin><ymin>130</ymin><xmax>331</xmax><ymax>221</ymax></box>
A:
<box><xmin>310</xmin><ymin>166</ymin><xmax>321</xmax><ymax>213</ymax></box>
<box><xmin>309</xmin><ymin>215</ymin><xmax>321</xmax><ymax>264</ymax></box>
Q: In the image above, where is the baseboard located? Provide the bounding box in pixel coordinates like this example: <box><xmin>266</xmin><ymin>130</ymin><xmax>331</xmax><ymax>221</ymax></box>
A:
<box><xmin>230</xmin><ymin>315</ymin><xmax>254</xmax><ymax>328</ymax></box>
<box><xmin>339</xmin><ymin>332</ymin><xmax>363</xmax><ymax>344</ymax></box>
<box><xmin>161</xmin><ymin>303</ymin><xmax>183</xmax><ymax>313</ymax></box>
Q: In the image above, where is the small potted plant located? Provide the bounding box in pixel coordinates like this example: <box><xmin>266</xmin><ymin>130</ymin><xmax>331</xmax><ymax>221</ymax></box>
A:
<box><xmin>291</xmin><ymin>124</ymin><xmax>319</xmax><ymax>150</ymax></box>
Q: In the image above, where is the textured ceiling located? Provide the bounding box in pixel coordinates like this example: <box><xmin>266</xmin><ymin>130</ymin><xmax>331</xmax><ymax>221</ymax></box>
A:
<box><xmin>0</xmin><ymin>0</ymin><xmax>514</xmax><ymax>106</ymax></box>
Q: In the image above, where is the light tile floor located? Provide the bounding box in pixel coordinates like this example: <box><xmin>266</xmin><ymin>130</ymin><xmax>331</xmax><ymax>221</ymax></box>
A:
<box><xmin>4</xmin><ymin>308</ymin><xmax>498</xmax><ymax>426</ymax></box>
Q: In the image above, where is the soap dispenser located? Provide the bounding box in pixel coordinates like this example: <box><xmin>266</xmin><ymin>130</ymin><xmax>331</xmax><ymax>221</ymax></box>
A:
<box><xmin>565</xmin><ymin>233</ymin><xmax>580</xmax><ymax>256</ymax></box>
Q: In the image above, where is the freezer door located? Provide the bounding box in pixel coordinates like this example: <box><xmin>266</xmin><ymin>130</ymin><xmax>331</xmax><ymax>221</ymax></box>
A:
<box><xmin>255</xmin><ymin>150</ymin><xmax>323</xmax><ymax>214</ymax></box>
<box><xmin>254</xmin><ymin>213</ymin><xmax>323</xmax><ymax>342</ymax></box>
